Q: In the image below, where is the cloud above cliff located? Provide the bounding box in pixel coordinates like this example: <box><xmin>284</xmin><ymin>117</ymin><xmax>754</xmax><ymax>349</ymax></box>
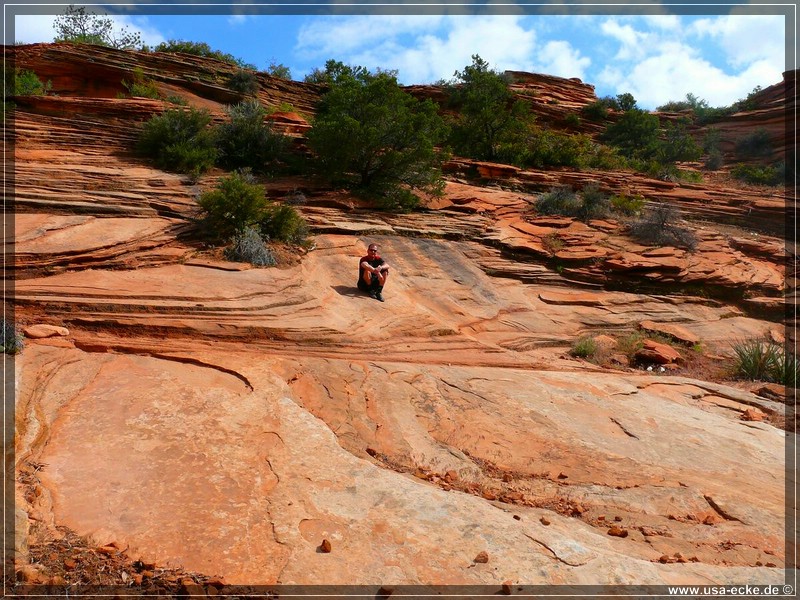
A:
<box><xmin>10</xmin><ymin>9</ymin><xmax>787</xmax><ymax>109</ymax></box>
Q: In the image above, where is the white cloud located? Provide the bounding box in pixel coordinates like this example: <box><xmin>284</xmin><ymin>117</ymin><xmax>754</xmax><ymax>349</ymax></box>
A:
<box><xmin>690</xmin><ymin>15</ymin><xmax>784</xmax><ymax>70</ymax></box>
<box><xmin>13</xmin><ymin>15</ymin><xmax>55</xmax><ymax>44</ymax></box>
<box><xmin>534</xmin><ymin>40</ymin><xmax>590</xmax><ymax>80</ymax></box>
<box><xmin>296</xmin><ymin>15</ymin><xmax>537</xmax><ymax>84</ymax></box>
<box><xmin>228</xmin><ymin>15</ymin><xmax>248</xmax><ymax>26</ymax></box>
<box><xmin>296</xmin><ymin>15</ymin><xmax>445</xmax><ymax>59</ymax></box>
<box><xmin>601</xmin><ymin>42</ymin><xmax>783</xmax><ymax>109</ymax></box>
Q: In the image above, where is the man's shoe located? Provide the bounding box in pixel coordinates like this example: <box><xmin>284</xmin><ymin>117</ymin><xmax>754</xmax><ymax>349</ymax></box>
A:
<box><xmin>375</xmin><ymin>292</ymin><xmax>384</xmax><ymax>302</ymax></box>
<box><xmin>368</xmin><ymin>290</ymin><xmax>377</xmax><ymax>299</ymax></box>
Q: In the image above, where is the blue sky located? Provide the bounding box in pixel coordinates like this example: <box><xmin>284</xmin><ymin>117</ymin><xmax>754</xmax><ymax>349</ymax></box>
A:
<box><xmin>12</xmin><ymin>5</ymin><xmax>789</xmax><ymax>109</ymax></box>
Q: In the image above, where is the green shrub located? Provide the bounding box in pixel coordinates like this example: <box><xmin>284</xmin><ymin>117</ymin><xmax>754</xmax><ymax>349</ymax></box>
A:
<box><xmin>137</xmin><ymin>108</ymin><xmax>217</xmax><ymax>176</ymax></box>
<box><xmin>705</xmin><ymin>150</ymin><xmax>724</xmax><ymax>170</ymax></box>
<box><xmin>735</xmin><ymin>128</ymin><xmax>772</xmax><ymax>158</ymax></box>
<box><xmin>564</xmin><ymin>113</ymin><xmax>581</xmax><ymax>127</ymax></box>
<box><xmin>9</xmin><ymin>68</ymin><xmax>51</xmax><ymax>96</ymax></box>
<box><xmin>629</xmin><ymin>204</ymin><xmax>697</xmax><ymax>250</ymax></box>
<box><xmin>122</xmin><ymin>67</ymin><xmax>160</xmax><ymax>99</ymax></box>
<box><xmin>260</xmin><ymin>204</ymin><xmax>308</xmax><ymax>243</ymax></box>
<box><xmin>610</xmin><ymin>192</ymin><xmax>645</xmax><ymax>216</ymax></box>
<box><xmin>166</xmin><ymin>95</ymin><xmax>188</xmax><ymax>106</ymax></box>
<box><xmin>154</xmin><ymin>40</ymin><xmax>256</xmax><ymax>69</ymax></box>
<box><xmin>224</xmin><ymin>225</ymin><xmax>276</xmax><ymax>266</ymax></box>
<box><xmin>581</xmin><ymin>101</ymin><xmax>608</xmax><ymax>121</ymax></box>
<box><xmin>731</xmin><ymin>162</ymin><xmax>784</xmax><ymax>186</ymax></box>
<box><xmin>576</xmin><ymin>183</ymin><xmax>611</xmax><ymax>222</ymax></box>
<box><xmin>732</xmin><ymin>339</ymin><xmax>798</xmax><ymax>386</ymax></box>
<box><xmin>197</xmin><ymin>171</ymin><xmax>270</xmax><ymax>239</ymax></box>
<box><xmin>215</xmin><ymin>99</ymin><xmax>288</xmax><ymax>173</ymax></box>
<box><xmin>536</xmin><ymin>185</ymin><xmax>581</xmax><ymax>216</ymax></box>
<box><xmin>226</xmin><ymin>70</ymin><xmax>259</xmax><ymax>96</ymax></box>
<box><xmin>1</xmin><ymin>320</ymin><xmax>23</xmax><ymax>354</ymax></box>
<box><xmin>657</xmin><ymin>118</ymin><xmax>701</xmax><ymax>163</ymax></box>
<box><xmin>570</xmin><ymin>336</ymin><xmax>597</xmax><ymax>359</ymax></box>
<box><xmin>535</xmin><ymin>184</ymin><xmax>611</xmax><ymax>222</ymax></box>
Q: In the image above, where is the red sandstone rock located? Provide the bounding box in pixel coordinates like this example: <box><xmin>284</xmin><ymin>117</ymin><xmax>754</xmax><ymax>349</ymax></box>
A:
<box><xmin>635</xmin><ymin>340</ymin><xmax>683</xmax><ymax>364</ymax></box>
<box><xmin>638</xmin><ymin>321</ymin><xmax>699</xmax><ymax>346</ymax></box>
<box><xmin>320</xmin><ymin>539</ymin><xmax>332</xmax><ymax>553</ymax></box>
<box><xmin>23</xmin><ymin>324</ymin><xmax>69</xmax><ymax>339</ymax></box>
<box><xmin>742</xmin><ymin>408</ymin><xmax>766</xmax><ymax>422</ymax></box>
<box><xmin>473</xmin><ymin>550</ymin><xmax>489</xmax><ymax>564</ymax></box>
<box><xmin>607</xmin><ymin>526</ymin><xmax>629</xmax><ymax>538</ymax></box>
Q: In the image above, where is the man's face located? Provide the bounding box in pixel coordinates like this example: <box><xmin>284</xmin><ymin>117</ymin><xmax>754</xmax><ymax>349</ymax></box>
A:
<box><xmin>368</xmin><ymin>247</ymin><xmax>379</xmax><ymax>255</ymax></box>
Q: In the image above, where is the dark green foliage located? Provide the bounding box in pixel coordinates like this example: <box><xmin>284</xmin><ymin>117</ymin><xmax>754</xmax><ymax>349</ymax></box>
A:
<box><xmin>657</xmin><ymin>118</ymin><xmax>701</xmax><ymax>163</ymax></box>
<box><xmin>705</xmin><ymin>150</ymin><xmax>724</xmax><ymax>170</ymax></box>
<box><xmin>570</xmin><ymin>336</ymin><xmax>597</xmax><ymax>359</ymax></box>
<box><xmin>732</xmin><ymin>339</ymin><xmax>798</xmax><ymax>386</ymax></box>
<box><xmin>8</xmin><ymin>68</ymin><xmax>51</xmax><ymax>96</ymax></box>
<box><xmin>197</xmin><ymin>171</ymin><xmax>270</xmax><ymax>239</ymax></box>
<box><xmin>537</xmin><ymin>183</ymin><xmax>611</xmax><ymax>222</ymax></box>
<box><xmin>224</xmin><ymin>226</ymin><xmax>276</xmax><ymax>266</ymax></box>
<box><xmin>303</xmin><ymin>60</ymin><xmax>369</xmax><ymax>85</ymax></box>
<box><xmin>731</xmin><ymin>162</ymin><xmax>784</xmax><ymax>186</ymax></box>
<box><xmin>629</xmin><ymin>204</ymin><xmax>697</xmax><ymax>250</ymax></box>
<box><xmin>215</xmin><ymin>100</ymin><xmax>288</xmax><ymax>173</ymax></box>
<box><xmin>121</xmin><ymin>67</ymin><xmax>160</xmax><ymax>99</ymax></box>
<box><xmin>581</xmin><ymin>100</ymin><xmax>610</xmax><ymax>122</ymax></box>
<box><xmin>266</xmin><ymin>61</ymin><xmax>291</xmax><ymax>80</ymax></box>
<box><xmin>445</xmin><ymin>54</ymin><xmax>529</xmax><ymax>161</ymax></box>
<box><xmin>535</xmin><ymin>185</ymin><xmax>581</xmax><ymax>216</ymax></box>
<box><xmin>153</xmin><ymin>40</ymin><xmax>256</xmax><ymax>69</ymax></box>
<box><xmin>576</xmin><ymin>183</ymin><xmax>611</xmax><ymax>221</ymax></box>
<box><xmin>600</xmin><ymin>109</ymin><xmax>660</xmax><ymax>160</ymax></box>
<box><xmin>1</xmin><ymin>319</ymin><xmax>23</xmax><ymax>354</ymax></box>
<box><xmin>53</xmin><ymin>4</ymin><xmax>142</xmax><ymax>50</ymax></box>
<box><xmin>226</xmin><ymin>70</ymin><xmax>259</xmax><ymax>96</ymax></box>
<box><xmin>307</xmin><ymin>63</ymin><xmax>446</xmax><ymax>212</ymax></box>
<box><xmin>734</xmin><ymin>128</ymin><xmax>772</xmax><ymax>158</ymax></box>
<box><xmin>137</xmin><ymin>108</ymin><xmax>217</xmax><ymax>176</ymax></box>
<box><xmin>615</xmin><ymin>92</ymin><xmax>637</xmax><ymax>112</ymax></box>
<box><xmin>260</xmin><ymin>204</ymin><xmax>308</xmax><ymax>243</ymax></box>
<box><xmin>610</xmin><ymin>192</ymin><xmax>645</xmax><ymax>216</ymax></box>
<box><xmin>564</xmin><ymin>113</ymin><xmax>581</xmax><ymax>127</ymax></box>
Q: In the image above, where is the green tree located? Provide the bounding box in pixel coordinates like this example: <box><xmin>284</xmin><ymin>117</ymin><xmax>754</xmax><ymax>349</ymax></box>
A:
<box><xmin>307</xmin><ymin>64</ymin><xmax>447</xmax><ymax>211</ymax></box>
<box><xmin>600</xmin><ymin>108</ymin><xmax>660</xmax><ymax>160</ymax></box>
<box><xmin>266</xmin><ymin>61</ymin><xmax>291</xmax><ymax>80</ymax></box>
<box><xmin>615</xmin><ymin>92</ymin><xmax>637</xmax><ymax>112</ymax></box>
<box><xmin>53</xmin><ymin>4</ymin><xmax>142</xmax><ymax>50</ymax></box>
<box><xmin>215</xmin><ymin>99</ymin><xmax>288</xmax><ymax>173</ymax></box>
<box><xmin>303</xmin><ymin>59</ymin><xmax>369</xmax><ymax>85</ymax></box>
<box><xmin>658</xmin><ymin>117</ymin><xmax>701</xmax><ymax>163</ymax></box>
<box><xmin>446</xmin><ymin>54</ymin><xmax>528</xmax><ymax>160</ymax></box>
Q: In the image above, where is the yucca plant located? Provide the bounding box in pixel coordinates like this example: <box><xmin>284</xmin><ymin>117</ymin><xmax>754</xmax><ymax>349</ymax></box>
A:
<box><xmin>732</xmin><ymin>339</ymin><xmax>798</xmax><ymax>386</ymax></box>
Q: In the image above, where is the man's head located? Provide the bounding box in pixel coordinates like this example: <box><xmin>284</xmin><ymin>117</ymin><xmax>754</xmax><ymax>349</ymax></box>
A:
<box><xmin>367</xmin><ymin>244</ymin><xmax>379</xmax><ymax>255</ymax></box>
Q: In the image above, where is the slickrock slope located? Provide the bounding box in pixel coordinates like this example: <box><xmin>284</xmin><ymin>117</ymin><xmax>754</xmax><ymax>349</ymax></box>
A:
<box><xmin>7</xmin><ymin>43</ymin><xmax>793</xmax><ymax>591</ymax></box>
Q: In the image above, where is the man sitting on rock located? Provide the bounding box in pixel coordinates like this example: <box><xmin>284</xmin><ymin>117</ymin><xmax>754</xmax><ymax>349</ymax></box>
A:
<box><xmin>357</xmin><ymin>243</ymin><xmax>390</xmax><ymax>302</ymax></box>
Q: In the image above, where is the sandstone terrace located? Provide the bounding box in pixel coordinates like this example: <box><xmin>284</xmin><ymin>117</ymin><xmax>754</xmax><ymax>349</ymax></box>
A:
<box><xmin>5</xmin><ymin>42</ymin><xmax>795</xmax><ymax>593</ymax></box>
